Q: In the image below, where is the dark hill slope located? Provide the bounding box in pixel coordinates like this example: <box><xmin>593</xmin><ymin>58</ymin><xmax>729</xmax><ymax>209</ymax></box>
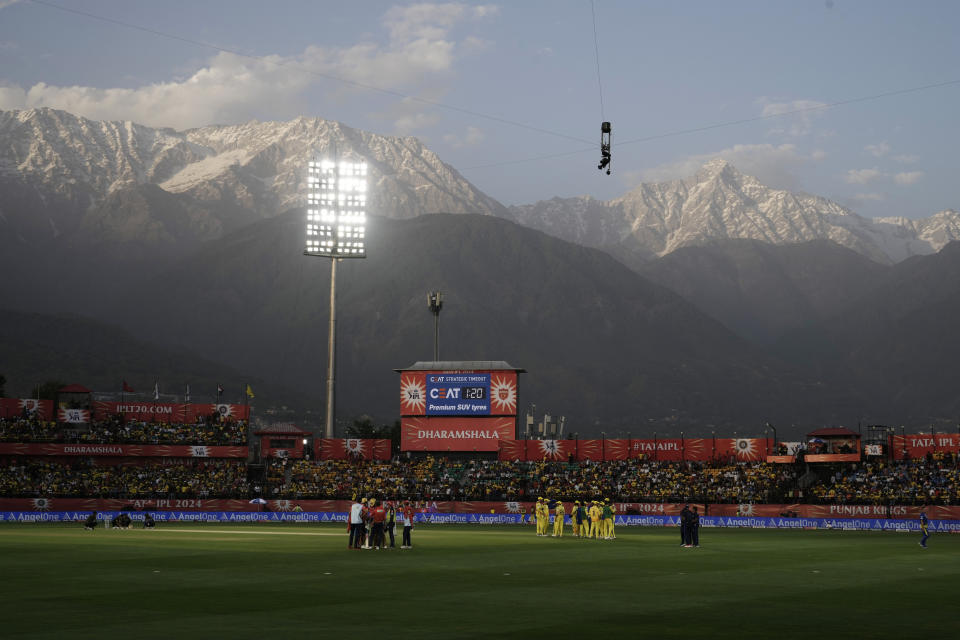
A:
<box><xmin>113</xmin><ymin>212</ymin><xmax>812</xmax><ymax>433</ymax></box>
<box><xmin>638</xmin><ymin>239</ymin><xmax>890</xmax><ymax>344</ymax></box>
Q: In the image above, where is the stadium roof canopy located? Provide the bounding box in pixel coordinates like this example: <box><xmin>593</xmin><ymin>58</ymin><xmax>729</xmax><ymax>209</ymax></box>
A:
<box><xmin>255</xmin><ymin>423</ymin><xmax>311</xmax><ymax>435</ymax></box>
<box><xmin>59</xmin><ymin>384</ymin><xmax>92</xmax><ymax>393</ymax></box>
<box><xmin>806</xmin><ymin>427</ymin><xmax>860</xmax><ymax>438</ymax></box>
<box><xmin>395</xmin><ymin>361</ymin><xmax>525</xmax><ymax>373</ymax></box>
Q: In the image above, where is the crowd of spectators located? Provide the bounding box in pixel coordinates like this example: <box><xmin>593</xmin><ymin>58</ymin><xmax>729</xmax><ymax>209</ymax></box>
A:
<box><xmin>0</xmin><ymin>415</ymin><xmax>246</xmax><ymax>446</ymax></box>
<box><xmin>268</xmin><ymin>456</ymin><xmax>459</xmax><ymax>500</ymax></box>
<box><xmin>262</xmin><ymin>456</ymin><xmax>960</xmax><ymax>505</ymax></box>
<box><xmin>0</xmin><ymin>416</ymin><xmax>59</xmax><ymax>442</ymax></box>
<box><xmin>1</xmin><ymin>422</ymin><xmax>958</xmax><ymax>505</ymax></box>
<box><xmin>810</xmin><ymin>455</ymin><xmax>959</xmax><ymax>505</ymax></box>
<box><xmin>264</xmin><ymin>458</ymin><xmax>802</xmax><ymax>504</ymax></box>
<box><xmin>0</xmin><ymin>458</ymin><xmax>250</xmax><ymax>498</ymax></box>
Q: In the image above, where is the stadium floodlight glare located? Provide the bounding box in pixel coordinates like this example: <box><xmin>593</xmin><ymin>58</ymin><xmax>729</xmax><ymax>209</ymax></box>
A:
<box><xmin>305</xmin><ymin>156</ymin><xmax>369</xmax><ymax>439</ymax></box>
<box><xmin>305</xmin><ymin>159</ymin><xmax>367</xmax><ymax>258</ymax></box>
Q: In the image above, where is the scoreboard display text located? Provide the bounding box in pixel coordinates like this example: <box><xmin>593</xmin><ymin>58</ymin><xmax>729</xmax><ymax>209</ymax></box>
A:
<box><xmin>426</xmin><ymin>374</ymin><xmax>490</xmax><ymax>416</ymax></box>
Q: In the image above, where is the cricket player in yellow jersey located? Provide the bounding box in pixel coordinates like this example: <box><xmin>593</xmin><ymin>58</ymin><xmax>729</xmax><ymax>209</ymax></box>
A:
<box><xmin>588</xmin><ymin>501</ymin><xmax>601</xmax><ymax>539</ymax></box>
<box><xmin>571</xmin><ymin>501</ymin><xmax>580</xmax><ymax>537</ymax></box>
<box><xmin>552</xmin><ymin>500</ymin><xmax>565</xmax><ymax>537</ymax></box>
<box><xmin>601</xmin><ymin>498</ymin><xmax>614</xmax><ymax>539</ymax></box>
<box><xmin>607</xmin><ymin>500</ymin><xmax>617</xmax><ymax>539</ymax></box>
<box><xmin>536</xmin><ymin>498</ymin><xmax>547</xmax><ymax>536</ymax></box>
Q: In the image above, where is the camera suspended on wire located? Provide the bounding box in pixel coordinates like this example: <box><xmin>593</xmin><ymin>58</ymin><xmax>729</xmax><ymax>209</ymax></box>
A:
<box><xmin>598</xmin><ymin>121</ymin><xmax>612</xmax><ymax>175</ymax></box>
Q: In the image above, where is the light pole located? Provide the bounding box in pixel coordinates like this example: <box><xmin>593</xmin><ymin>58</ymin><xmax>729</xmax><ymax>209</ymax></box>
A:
<box><xmin>427</xmin><ymin>291</ymin><xmax>443</xmax><ymax>361</ymax></box>
<box><xmin>305</xmin><ymin>158</ymin><xmax>368</xmax><ymax>438</ymax></box>
<box><xmin>766</xmin><ymin>422</ymin><xmax>777</xmax><ymax>456</ymax></box>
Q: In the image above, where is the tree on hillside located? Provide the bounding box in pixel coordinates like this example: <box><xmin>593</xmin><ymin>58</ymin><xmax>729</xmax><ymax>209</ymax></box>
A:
<box><xmin>36</xmin><ymin>380</ymin><xmax>66</xmax><ymax>400</ymax></box>
<box><xmin>346</xmin><ymin>417</ymin><xmax>401</xmax><ymax>453</ymax></box>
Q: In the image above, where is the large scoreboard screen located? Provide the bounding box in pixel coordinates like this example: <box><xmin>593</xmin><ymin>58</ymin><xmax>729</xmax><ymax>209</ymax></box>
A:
<box><xmin>399</xmin><ymin>368</ymin><xmax>519</xmax><ymax>451</ymax></box>
<box><xmin>400</xmin><ymin>370</ymin><xmax>518</xmax><ymax>417</ymax></box>
<box><xmin>426</xmin><ymin>373</ymin><xmax>490</xmax><ymax>416</ymax></box>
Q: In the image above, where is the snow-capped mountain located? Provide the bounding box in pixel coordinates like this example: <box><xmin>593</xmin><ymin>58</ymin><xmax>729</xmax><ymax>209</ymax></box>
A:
<box><xmin>0</xmin><ymin>107</ymin><xmax>507</xmax><ymax>247</ymax></box>
<box><xmin>509</xmin><ymin>159</ymin><xmax>960</xmax><ymax>264</ymax></box>
<box><xmin>2</xmin><ymin>108</ymin><xmax>957</xmax><ymax>266</ymax></box>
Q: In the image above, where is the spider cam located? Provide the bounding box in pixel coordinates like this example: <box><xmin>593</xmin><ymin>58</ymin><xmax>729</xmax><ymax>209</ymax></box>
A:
<box><xmin>597</xmin><ymin>121</ymin><xmax>612</xmax><ymax>175</ymax></box>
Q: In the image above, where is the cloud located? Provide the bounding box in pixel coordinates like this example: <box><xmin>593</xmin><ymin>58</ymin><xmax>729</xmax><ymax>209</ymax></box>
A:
<box><xmin>383</xmin><ymin>3</ymin><xmax>497</xmax><ymax>43</ymax></box>
<box><xmin>443</xmin><ymin>125</ymin><xmax>484</xmax><ymax>148</ymax></box>
<box><xmin>632</xmin><ymin>143</ymin><xmax>809</xmax><ymax>190</ymax></box>
<box><xmin>844</xmin><ymin>168</ymin><xmax>883</xmax><ymax>184</ymax></box>
<box><xmin>758</xmin><ymin>98</ymin><xmax>829</xmax><ymax>136</ymax></box>
<box><xmin>0</xmin><ymin>3</ymin><xmax>497</xmax><ymax>132</ymax></box>
<box><xmin>893</xmin><ymin>154</ymin><xmax>919</xmax><ymax>164</ymax></box>
<box><xmin>393</xmin><ymin>110</ymin><xmax>441</xmax><ymax>134</ymax></box>
<box><xmin>0</xmin><ymin>52</ymin><xmax>313</xmax><ymax>131</ymax></box>
<box><xmin>865</xmin><ymin>141</ymin><xmax>890</xmax><ymax>157</ymax></box>
<box><xmin>893</xmin><ymin>171</ymin><xmax>924</xmax><ymax>185</ymax></box>
<box><xmin>0</xmin><ymin>1</ymin><xmax>23</xmax><ymax>9</ymax></box>
<box><xmin>853</xmin><ymin>192</ymin><xmax>885</xmax><ymax>202</ymax></box>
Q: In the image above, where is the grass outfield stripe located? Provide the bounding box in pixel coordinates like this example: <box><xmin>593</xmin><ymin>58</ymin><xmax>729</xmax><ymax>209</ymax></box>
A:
<box><xmin>0</xmin><ymin>524</ymin><xmax>954</xmax><ymax>639</ymax></box>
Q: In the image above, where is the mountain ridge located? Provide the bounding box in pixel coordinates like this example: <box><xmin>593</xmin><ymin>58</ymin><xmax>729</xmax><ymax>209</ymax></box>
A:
<box><xmin>510</xmin><ymin>159</ymin><xmax>960</xmax><ymax>265</ymax></box>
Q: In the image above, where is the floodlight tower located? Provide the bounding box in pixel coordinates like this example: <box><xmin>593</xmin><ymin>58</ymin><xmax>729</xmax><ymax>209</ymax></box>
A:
<box><xmin>305</xmin><ymin>157</ymin><xmax>368</xmax><ymax>438</ymax></box>
<box><xmin>427</xmin><ymin>291</ymin><xmax>443</xmax><ymax>361</ymax></box>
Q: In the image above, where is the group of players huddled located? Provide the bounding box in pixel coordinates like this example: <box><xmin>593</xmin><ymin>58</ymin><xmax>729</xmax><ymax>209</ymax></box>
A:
<box><xmin>347</xmin><ymin>497</ymin><xmax>416</xmax><ymax>550</ymax></box>
<box><xmin>528</xmin><ymin>496</ymin><xmax>618</xmax><ymax>540</ymax></box>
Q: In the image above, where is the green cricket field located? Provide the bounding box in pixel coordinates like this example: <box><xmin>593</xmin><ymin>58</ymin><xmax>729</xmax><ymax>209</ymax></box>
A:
<box><xmin>0</xmin><ymin>522</ymin><xmax>955</xmax><ymax>638</ymax></box>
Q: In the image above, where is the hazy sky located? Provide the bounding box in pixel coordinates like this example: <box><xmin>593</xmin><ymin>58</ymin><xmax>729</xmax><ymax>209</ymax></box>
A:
<box><xmin>1</xmin><ymin>0</ymin><xmax>957</xmax><ymax>217</ymax></box>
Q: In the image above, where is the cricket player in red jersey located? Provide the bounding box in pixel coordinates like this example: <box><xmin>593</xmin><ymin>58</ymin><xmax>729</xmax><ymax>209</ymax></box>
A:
<box><xmin>370</xmin><ymin>498</ymin><xmax>387</xmax><ymax>549</ymax></box>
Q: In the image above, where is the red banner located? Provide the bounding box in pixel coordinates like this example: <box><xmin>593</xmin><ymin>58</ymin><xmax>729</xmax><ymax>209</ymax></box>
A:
<box><xmin>0</xmin><ymin>498</ymin><xmax>261</xmax><ymax>512</ymax></box>
<box><xmin>714</xmin><ymin>438</ymin><xmax>771</xmax><ymax>461</ymax></box>
<box><xmin>524</xmin><ymin>439</ymin><xmax>577</xmax><ymax>461</ymax></box>
<box><xmin>401</xmin><ymin>417</ymin><xmax>515</xmax><ymax>451</ymax></box>
<box><xmin>372</xmin><ymin>439</ymin><xmax>391</xmax><ymax>460</ymax></box>
<box><xmin>498</xmin><ymin>439</ymin><xmax>526</xmax><ymax>461</ymax></box>
<box><xmin>0</xmin><ymin>398</ymin><xmax>54</xmax><ymax>420</ymax></box>
<box><xmin>317</xmin><ymin>439</ymin><xmax>391</xmax><ymax>460</ymax></box>
<box><xmin>766</xmin><ymin>455</ymin><xmax>796</xmax><ymax>463</ymax></box>
<box><xmin>890</xmin><ymin>434</ymin><xmax>960</xmax><ymax>460</ymax></box>
<box><xmin>629</xmin><ymin>438</ymin><xmax>685</xmax><ymax>461</ymax></box>
<box><xmin>803</xmin><ymin>453</ymin><xmax>861</xmax><ymax>463</ymax></box>
<box><xmin>0</xmin><ymin>443</ymin><xmax>247</xmax><ymax>457</ymax></box>
<box><xmin>603</xmin><ymin>439</ymin><xmax>629</xmax><ymax>460</ymax></box>
<box><xmin>92</xmin><ymin>401</ymin><xmax>250</xmax><ymax>424</ymax></box>
<box><xmin>576</xmin><ymin>439</ymin><xmax>602</xmax><ymax>461</ymax></box>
